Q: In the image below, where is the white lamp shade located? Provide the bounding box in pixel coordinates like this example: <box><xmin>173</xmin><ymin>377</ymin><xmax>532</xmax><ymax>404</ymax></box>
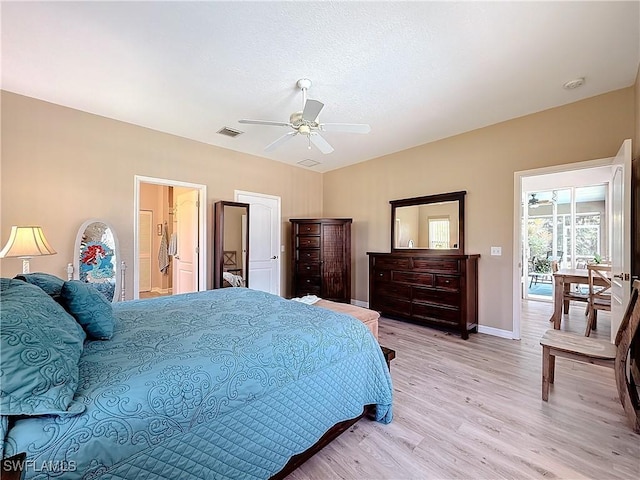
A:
<box><xmin>0</xmin><ymin>226</ymin><xmax>57</xmax><ymax>258</ymax></box>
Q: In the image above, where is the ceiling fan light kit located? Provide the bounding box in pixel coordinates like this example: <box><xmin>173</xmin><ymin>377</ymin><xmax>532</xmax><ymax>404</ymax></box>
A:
<box><xmin>239</xmin><ymin>78</ymin><xmax>371</xmax><ymax>154</ymax></box>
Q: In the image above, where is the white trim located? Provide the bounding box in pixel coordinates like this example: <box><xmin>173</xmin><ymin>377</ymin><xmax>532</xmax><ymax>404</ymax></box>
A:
<box><xmin>351</xmin><ymin>299</ymin><xmax>369</xmax><ymax>308</ymax></box>
<box><xmin>512</xmin><ymin>156</ymin><xmax>613</xmax><ymax>340</ymax></box>
<box><xmin>234</xmin><ymin>190</ymin><xmax>282</xmax><ymax>296</ymax></box>
<box><xmin>134</xmin><ymin>175</ymin><xmax>207</xmax><ymax>299</ymax></box>
<box><xmin>477</xmin><ymin>325</ymin><xmax>516</xmax><ymax>339</ymax></box>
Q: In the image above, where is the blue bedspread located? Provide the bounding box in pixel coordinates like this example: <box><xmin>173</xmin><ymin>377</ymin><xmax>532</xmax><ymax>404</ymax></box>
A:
<box><xmin>3</xmin><ymin>288</ymin><xmax>393</xmax><ymax>479</ymax></box>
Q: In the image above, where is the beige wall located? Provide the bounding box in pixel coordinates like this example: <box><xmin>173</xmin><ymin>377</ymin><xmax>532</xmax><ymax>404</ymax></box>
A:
<box><xmin>323</xmin><ymin>87</ymin><xmax>635</xmax><ymax>332</ymax></box>
<box><xmin>635</xmin><ymin>64</ymin><xmax>640</xmax><ymax>159</ymax></box>
<box><xmin>0</xmin><ymin>91</ymin><xmax>323</xmax><ymax>298</ymax></box>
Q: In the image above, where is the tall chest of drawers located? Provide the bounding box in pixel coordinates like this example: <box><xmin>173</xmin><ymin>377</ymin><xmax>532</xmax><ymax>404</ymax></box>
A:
<box><xmin>368</xmin><ymin>252</ymin><xmax>479</xmax><ymax>339</ymax></box>
<box><xmin>290</xmin><ymin>218</ymin><xmax>352</xmax><ymax>303</ymax></box>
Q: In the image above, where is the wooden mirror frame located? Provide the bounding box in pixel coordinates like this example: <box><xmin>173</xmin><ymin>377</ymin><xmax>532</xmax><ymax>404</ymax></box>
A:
<box><xmin>213</xmin><ymin>200</ymin><xmax>250</xmax><ymax>288</ymax></box>
<box><xmin>390</xmin><ymin>190</ymin><xmax>466</xmax><ymax>255</ymax></box>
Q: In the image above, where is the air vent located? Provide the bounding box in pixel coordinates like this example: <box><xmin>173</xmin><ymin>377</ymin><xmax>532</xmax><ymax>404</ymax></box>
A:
<box><xmin>297</xmin><ymin>159</ymin><xmax>320</xmax><ymax>167</ymax></box>
<box><xmin>216</xmin><ymin>127</ymin><xmax>244</xmax><ymax>138</ymax></box>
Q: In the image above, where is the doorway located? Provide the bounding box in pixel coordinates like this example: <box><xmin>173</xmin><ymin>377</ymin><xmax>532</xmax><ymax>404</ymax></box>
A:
<box><xmin>512</xmin><ymin>159</ymin><xmax>614</xmax><ymax>339</ymax></box>
<box><xmin>133</xmin><ymin>176</ymin><xmax>207</xmax><ymax>299</ymax></box>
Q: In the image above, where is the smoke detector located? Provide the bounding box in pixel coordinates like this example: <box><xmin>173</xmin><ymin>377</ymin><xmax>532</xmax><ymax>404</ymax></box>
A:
<box><xmin>563</xmin><ymin>77</ymin><xmax>585</xmax><ymax>90</ymax></box>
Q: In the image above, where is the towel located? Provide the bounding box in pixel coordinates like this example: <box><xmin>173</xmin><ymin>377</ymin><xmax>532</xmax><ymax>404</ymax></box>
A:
<box><xmin>223</xmin><ymin>271</ymin><xmax>245</xmax><ymax>287</ymax></box>
<box><xmin>168</xmin><ymin>232</ymin><xmax>177</xmax><ymax>257</ymax></box>
<box><xmin>158</xmin><ymin>225</ymin><xmax>170</xmax><ymax>274</ymax></box>
<box><xmin>291</xmin><ymin>295</ymin><xmax>321</xmax><ymax>305</ymax></box>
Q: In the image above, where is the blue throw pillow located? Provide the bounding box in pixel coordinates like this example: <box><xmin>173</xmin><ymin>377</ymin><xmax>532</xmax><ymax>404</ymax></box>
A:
<box><xmin>14</xmin><ymin>272</ymin><xmax>65</xmax><ymax>296</ymax></box>
<box><xmin>60</xmin><ymin>280</ymin><xmax>115</xmax><ymax>340</ymax></box>
<box><xmin>0</xmin><ymin>278</ymin><xmax>86</xmax><ymax>416</ymax></box>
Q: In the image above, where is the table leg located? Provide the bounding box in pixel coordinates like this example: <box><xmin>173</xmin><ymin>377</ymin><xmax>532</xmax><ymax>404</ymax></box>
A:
<box><xmin>563</xmin><ymin>283</ymin><xmax>571</xmax><ymax>314</ymax></box>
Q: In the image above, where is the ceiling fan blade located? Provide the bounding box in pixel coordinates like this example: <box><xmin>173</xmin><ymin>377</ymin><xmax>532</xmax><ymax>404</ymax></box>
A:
<box><xmin>309</xmin><ymin>133</ymin><xmax>334</xmax><ymax>154</ymax></box>
<box><xmin>320</xmin><ymin>122</ymin><xmax>371</xmax><ymax>134</ymax></box>
<box><xmin>239</xmin><ymin>119</ymin><xmax>291</xmax><ymax>127</ymax></box>
<box><xmin>302</xmin><ymin>99</ymin><xmax>324</xmax><ymax>122</ymax></box>
<box><xmin>264</xmin><ymin>131</ymin><xmax>298</xmax><ymax>152</ymax></box>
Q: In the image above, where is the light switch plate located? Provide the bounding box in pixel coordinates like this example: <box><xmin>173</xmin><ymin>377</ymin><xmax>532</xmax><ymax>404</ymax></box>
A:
<box><xmin>491</xmin><ymin>246</ymin><xmax>502</xmax><ymax>256</ymax></box>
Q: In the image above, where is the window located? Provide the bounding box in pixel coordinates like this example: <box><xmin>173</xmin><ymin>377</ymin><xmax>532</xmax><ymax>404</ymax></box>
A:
<box><xmin>428</xmin><ymin>217</ymin><xmax>450</xmax><ymax>249</ymax></box>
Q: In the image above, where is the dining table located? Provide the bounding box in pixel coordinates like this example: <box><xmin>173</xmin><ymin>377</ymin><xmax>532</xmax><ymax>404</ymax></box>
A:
<box><xmin>549</xmin><ymin>267</ymin><xmax>610</xmax><ymax>329</ymax></box>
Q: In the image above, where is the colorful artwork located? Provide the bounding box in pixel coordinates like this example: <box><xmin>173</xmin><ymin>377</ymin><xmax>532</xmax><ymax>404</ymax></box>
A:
<box><xmin>75</xmin><ymin>221</ymin><xmax>118</xmax><ymax>302</ymax></box>
<box><xmin>79</xmin><ymin>241</ymin><xmax>115</xmax><ymax>284</ymax></box>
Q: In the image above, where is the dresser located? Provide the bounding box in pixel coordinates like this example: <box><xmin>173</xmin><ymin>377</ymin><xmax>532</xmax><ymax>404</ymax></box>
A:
<box><xmin>368</xmin><ymin>252</ymin><xmax>479</xmax><ymax>339</ymax></box>
<box><xmin>290</xmin><ymin>218</ymin><xmax>352</xmax><ymax>303</ymax></box>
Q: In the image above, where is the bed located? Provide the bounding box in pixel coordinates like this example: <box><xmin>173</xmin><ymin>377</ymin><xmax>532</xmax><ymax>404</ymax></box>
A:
<box><xmin>0</xmin><ymin>275</ymin><xmax>393</xmax><ymax>479</ymax></box>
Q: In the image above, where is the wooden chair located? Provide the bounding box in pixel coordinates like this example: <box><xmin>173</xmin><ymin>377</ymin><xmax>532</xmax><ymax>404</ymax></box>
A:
<box><xmin>540</xmin><ymin>280</ymin><xmax>640</xmax><ymax>433</ymax></box>
<box><xmin>585</xmin><ymin>263</ymin><xmax>612</xmax><ymax>337</ymax></box>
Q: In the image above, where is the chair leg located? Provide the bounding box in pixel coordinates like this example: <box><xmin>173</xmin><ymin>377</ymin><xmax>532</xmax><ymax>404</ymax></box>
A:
<box><xmin>592</xmin><ymin>310</ymin><xmax>598</xmax><ymax>330</ymax></box>
<box><xmin>542</xmin><ymin>345</ymin><xmax>551</xmax><ymax>401</ymax></box>
<box><xmin>585</xmin><ymin>309</ymin><xmax>596</xmax><ymax>336</ymax></box>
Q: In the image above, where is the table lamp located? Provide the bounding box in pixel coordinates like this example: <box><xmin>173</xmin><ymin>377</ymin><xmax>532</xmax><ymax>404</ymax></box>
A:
<box><xmin>0</xmin><ymin>225</ymin><xmax>57</xmax><ymax>274</ymax></box>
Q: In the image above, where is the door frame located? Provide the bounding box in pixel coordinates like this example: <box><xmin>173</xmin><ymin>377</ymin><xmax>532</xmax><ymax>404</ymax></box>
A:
<box><xmin>234</xmin><ymin>190</ymin><xmax>282</xmax><ymax>296</ymax></box>
<box><xmin>512</xmin><ymin>157</ymin><xmax>613</xmax><ymax>339</ymax></box>
<box><xmin>133</xmin><ymin>175</ymin><xmax>207</xmax><ymax>299</ymax></box>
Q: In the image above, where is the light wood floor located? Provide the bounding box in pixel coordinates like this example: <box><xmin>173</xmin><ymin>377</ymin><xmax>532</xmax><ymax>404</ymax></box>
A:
<box><xmin>287</xmin><ymin>301</ymin><xmax>639</xmax><ymax>479</ymax></box>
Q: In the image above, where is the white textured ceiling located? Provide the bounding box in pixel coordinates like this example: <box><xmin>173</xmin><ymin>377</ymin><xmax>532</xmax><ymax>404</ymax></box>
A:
<box><xmin>2</xmin><ymin>1</ymin><xmax>639</xmax><ymax>173</ymax></box>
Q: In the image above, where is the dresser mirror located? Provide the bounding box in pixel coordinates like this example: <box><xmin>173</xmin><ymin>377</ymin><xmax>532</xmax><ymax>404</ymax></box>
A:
<box><xmin>213</xmin><ymin>201</ymin><xmax>249</xmax><ymax>288</ymax></box>
<box><xmin>390</xmin><ymin>191</ymin><xmax>466</xmax><ymax>254</ymax></box>
<box><xmin>73</xmin><ymin>219</ymin><xmax>121</xmax><ymax>302</ymax></box>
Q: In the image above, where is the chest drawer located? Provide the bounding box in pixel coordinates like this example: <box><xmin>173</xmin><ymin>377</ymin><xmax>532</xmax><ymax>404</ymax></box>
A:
<box><xmin>374</xmin><ymin>256</ymin><xmax>411</xmax><ymax>270</ymax></box>
<box><xmin>412</xmin><ymin>286</ymin><xmax>460</xmax><ymax>306</ymax></box>
<box><xmin>413</xmin><ymin>257</ymin><xmax>460</xmax><ymax>273</ymax></box>
<box><xmin>297</xmin><ymin>262</ymin><xmax>320</xmax><ymax>275</ymax></box>
<box><xmin>392</xmin><ymin>271</ymin><xmax>433</xmax><ymax>286</ymax></box>
<box><xmin>298</xmin><ymin>237</ymin><xmax>320</xmax><ymax>248</ymax></box>
<box><xmin>412</xmin><ymin>303</ymin><xmax>460</xmax><ymax>325</ymax></box>
<box><xmin>374</xmin><ymin>296</ymin><xmax>411</xmax><ymax>317</ymax></box>
<box><xmin>374</xmin><ymin>281</ymin><xmax>411</xmax><ymax>300</ymax></box>
<box><xmin>298</xmin><ymin>250</ymin><xmax>320</xmax><ymax>262</ymax></box>
<box><xmin>435</xmin><ymin>275</ymin><xmax>460</xmax><ymax>291</ymax></box>
<box><xmin>296</xmin><ymin>223</ymin><xmax>321</xmax><ymax>235</ymax></box>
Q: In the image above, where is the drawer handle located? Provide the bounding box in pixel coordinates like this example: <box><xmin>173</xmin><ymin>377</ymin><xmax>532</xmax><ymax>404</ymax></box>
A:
<box><xmin>306</xmin><ymin>266</ymin><xmax>311</xmax><ymax>270</ymax></box>
<box><xmin>306</xmin><ymin>279</ymin><xmax>311</xmax><ymax>283</ymax></box>
<box><xmin>379</xmin><ymin>273</ymin><xmax>383</xmax><ymax>277</ymax></box>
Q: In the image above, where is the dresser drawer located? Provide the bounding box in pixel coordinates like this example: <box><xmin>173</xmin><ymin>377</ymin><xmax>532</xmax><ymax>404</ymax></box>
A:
<box><xmin>435</xmin><ymin>275</ymin><xmax>460</xmax><ymax>291</ymax></box>
<box><xmin>412</xmin><ymin>302</ymin><xmax>460</xmax><ymax>325</ymax></box>
<box><xmin>374</xmin><ymin>256</ymin><xmax>410</xmax><ymax>270</ymax></box>
<box><xmin>298</xmin><ymin>250</ymin><xmax>320</xmax><ymax>262</ymax></box>
<box><xmin>295</xmin><ymin>284</ymin><xmax>321</xmax><ymax>296</ymax></box>
<box><xmin>392</xmin><ymin>271</ymin><xmax>433</xmax><ymax>286</ymax></box>
<box><xmin>298</xmin><ymin>237</ymin><xmax>320</xmax><ymax>248</ymax></box>
<box><xmin>412</xmin><ymin>286</ymin><xmax>460</xmax><ymax>306</ymax></box>
<box><xmin>374</xmin><ymin>281</ymin><xmax>411</xmax><ymax>300</ymax></box>
<box><xmin>373</xmin><ymin>269</ymin><xmax>391</xmax><ymax>282</ymax></box>
<box><xmin>374</xmin><ymin>296</ymin><xmax>411</xmax><ymax>317</ymax></box>
<box><xmin>412</xmin><ymin>257</ymin><xmax>460</xmax><ymax>273</ymax></box>
<box><xmin>297</xmin><ymin>262</ymin><xmax>320</xmax><ymax>275</ymax></box>
<box><xmin>296</xmin><ymin>223</ymin><xmax>321</xmax><ymax>235</ymax></box>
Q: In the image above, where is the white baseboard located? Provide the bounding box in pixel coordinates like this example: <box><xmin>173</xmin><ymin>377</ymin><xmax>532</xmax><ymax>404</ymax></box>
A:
<box><xmin>351</xmin><ymin>299</ymin><xmax>369</xmax><ymax>308</ymax></box>
<box><xmin>477</xmin><ymin>325</ymin><xmax>517</xmax><ymax>339</ymax></box>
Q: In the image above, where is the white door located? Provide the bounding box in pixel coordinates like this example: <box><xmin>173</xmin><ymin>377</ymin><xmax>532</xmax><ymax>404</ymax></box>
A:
<box><xmin>173</xmin><ymin>188</ymin><xmax>199</xmax><ymax>294</ymax></box>
<box><xmin>236</xmin><ymin>191</ymin><xmax>281</xmax><ymax>295</ymax></box>
<box><xmin>610</xmin><ymin>139</ymin><xmax>632</xmax><ymax>342</ymax></box>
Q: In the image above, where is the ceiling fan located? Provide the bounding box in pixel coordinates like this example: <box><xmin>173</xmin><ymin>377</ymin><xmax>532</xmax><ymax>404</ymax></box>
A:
<box><xmin>528</xmin><ymin>193</ymin><xmax>554</xmax><ymax>208</ymax></box>
<box><xmin>239</xmin><ymin>78</ymin><xmax>371</xmax><ymax>154</ymax></box>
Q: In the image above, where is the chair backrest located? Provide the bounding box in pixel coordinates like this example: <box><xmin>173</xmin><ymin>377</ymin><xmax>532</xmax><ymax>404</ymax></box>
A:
<box><xmin>614</xmin><ymin>280</ymin><xmax>640</xmax><ymax>432</ymax></box>
<box><xmin>587</xmin><ymin>263</ymin><xmax>612</xmax><ymax>300</ymax></box>
<box><xmin>223</xmin><ymin>251</ymin><xmax>237</xmax><ymax>269</ymax></box>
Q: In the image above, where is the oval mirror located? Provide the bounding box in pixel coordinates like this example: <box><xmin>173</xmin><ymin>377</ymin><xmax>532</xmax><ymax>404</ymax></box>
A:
<box><xmin>74</xmin><ymin>219</ymin><xmax>121</xmax><ymax>302</ymax></box>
